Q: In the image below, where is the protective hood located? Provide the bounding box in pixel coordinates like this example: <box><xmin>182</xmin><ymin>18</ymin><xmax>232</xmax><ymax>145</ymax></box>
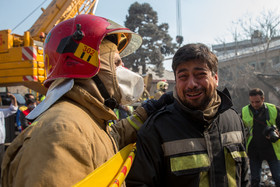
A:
<box><xmin>97</xmin><ymin>39</ymin><xmax>122</xmax><ymax>104</ymax></box>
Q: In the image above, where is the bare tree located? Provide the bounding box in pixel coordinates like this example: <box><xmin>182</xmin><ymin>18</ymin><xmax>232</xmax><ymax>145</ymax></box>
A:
<box><xmin>238</xmin><ymin>9</ymin><xmax>280</xmax><ymax>73</ymax></box>
<box><xmin>215</xmin><ymin>9</ymin><xmax>280</xmax><ymax>112</ymax></box>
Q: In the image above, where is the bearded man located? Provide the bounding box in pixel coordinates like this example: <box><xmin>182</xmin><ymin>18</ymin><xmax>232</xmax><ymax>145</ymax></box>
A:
<box><xmin>126</xmin><ymin>43</ymin><xmax>250</xmax><ymax>187</ymax></box>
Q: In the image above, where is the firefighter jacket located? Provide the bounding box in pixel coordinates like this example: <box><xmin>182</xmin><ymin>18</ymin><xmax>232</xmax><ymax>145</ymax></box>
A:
<box><xmin>1</xmin><ymin>82</ymin><xmax>147</xmax><ymax>187</ymax></box>
<box><xmin>2</xmin><ymin>38</ymin><xmax>148</xmax><ymax>187</ymax></box>
<box><xmin>242</xmin><ymin>103</ymin><xmax>280</xmax><ymax>160</ymax></box>
<box><xmin>126</xmin><ymin>89</ymin><xmax>250</xmax><ymax>187</ymax></box>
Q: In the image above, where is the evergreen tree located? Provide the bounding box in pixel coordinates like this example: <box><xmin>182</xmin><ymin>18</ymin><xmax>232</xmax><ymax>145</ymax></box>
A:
<box><xmin>123</xmin><ymin>2</ymin><xmax>176</xmax><ymax>77</ymax></box>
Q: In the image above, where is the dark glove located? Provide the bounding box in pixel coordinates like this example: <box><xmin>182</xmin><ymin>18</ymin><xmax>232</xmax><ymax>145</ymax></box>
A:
<box><xmin>142</xmin><ymin>91</ymin><xmax>174</xmax><ymax>116</ymax></box>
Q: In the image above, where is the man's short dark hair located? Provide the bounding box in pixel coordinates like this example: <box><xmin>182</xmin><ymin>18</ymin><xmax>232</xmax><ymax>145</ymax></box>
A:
<box><xmin>249</xmin><ymin>88</ymin><xmax>264</xmax><ymax>97</ymax></box>
<box><xmin>24</xmin><ymin>93</ymin><xmax>35</xmax><ymax>100</ymax></box>
<box><xmin>172</xmin><ymin>43</ymin><xmax>218</xmax><ymax>75</ymax></box>
<box><xmin>26</xmin><ymin>98</ymin><xmax>36</xmax><ymax>106</ymax></box>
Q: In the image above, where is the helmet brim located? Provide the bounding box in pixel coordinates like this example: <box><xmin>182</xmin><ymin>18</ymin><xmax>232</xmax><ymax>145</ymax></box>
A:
<box><xmin>107</xmin><ymin>30</ymin><xmax>142</xmax><ymax>58</ymax></box>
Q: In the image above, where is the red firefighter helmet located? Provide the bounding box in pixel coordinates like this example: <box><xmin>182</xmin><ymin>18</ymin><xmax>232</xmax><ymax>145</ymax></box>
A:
<box><xmin>43</xmin><ymin>14</ymin><xmax>142</xmax><ymax>87</ymax></box>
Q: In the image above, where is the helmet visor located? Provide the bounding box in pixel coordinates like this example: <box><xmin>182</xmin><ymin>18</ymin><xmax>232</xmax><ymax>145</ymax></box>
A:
<box><xmin>106</xmin><ymin>19</ymin><xmax>142</xmax><ymax>58</ymax></box>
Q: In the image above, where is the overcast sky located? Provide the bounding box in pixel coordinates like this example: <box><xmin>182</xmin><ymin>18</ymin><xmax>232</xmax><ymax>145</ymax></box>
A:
<box><xmin>1</xmin><ymin>0</ymin><xmax>280</xmax><ymax>70</ymax></box>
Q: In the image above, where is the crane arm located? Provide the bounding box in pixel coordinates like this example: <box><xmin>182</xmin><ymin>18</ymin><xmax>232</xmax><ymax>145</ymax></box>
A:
<box><xmin>28</xmin><ymin>0</ymin><xmax>98</xmax><ymax>41</ymax></box>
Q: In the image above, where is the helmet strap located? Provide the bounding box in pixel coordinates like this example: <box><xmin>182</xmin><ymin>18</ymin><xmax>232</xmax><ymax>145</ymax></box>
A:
<box><xmin>92</xmin><ymin>75</ymin><xmax>118</xmax><ymax>110</ymax></box>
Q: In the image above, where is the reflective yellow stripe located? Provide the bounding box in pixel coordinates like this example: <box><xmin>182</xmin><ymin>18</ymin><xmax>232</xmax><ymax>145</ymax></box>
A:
<box><xmin>115</xmin><ymin>109</ymin><xmax>119</xmax><ymax>120</ymax></box>
<box><xmin>162</xmin><ymin>138</ymin><xmax>206</xmax><ymax>156</ymax></box>
<box><xmin>231</xmin><ymin>151</ymin><xmax>247</xmax><ymax>159</ymax></box>
<box><xmin>199</xmin><ymin>171</ymin><xmax>210</xmax><ymax>187</ymax></box>
<box><xmin>221</xmin><ymin>131</ymin><xmax>243</xmax><ymax>145</ymax></box>
<box><xmin>224</xmin><ymin>148</ymin><xmax>237</xmax><ymax>187</ymax></box>
<box><xmin>126</xmin><ymin>114</ymin><xmax>143</xmax><ymax>131</ymax></box>
<box><xmin>170</xmin><ymin>154</ymin><xmax>210</xmax><ymax>172</ymax></box>
<box><xmin>29</xmin><ymin>121</ymin><xmax>38</xmax><ymax>127</ymax></box>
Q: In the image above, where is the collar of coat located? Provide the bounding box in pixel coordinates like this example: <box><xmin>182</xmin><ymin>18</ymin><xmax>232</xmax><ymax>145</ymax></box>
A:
<box><xmin>27</xmin><ymin>78</ymin><xmax>118</xmax><ymax>126</ymax></box>
<box><xmin>64</xmin><ymin>83</ymin><xmax>118</xmax><ymax>126</ymax></box>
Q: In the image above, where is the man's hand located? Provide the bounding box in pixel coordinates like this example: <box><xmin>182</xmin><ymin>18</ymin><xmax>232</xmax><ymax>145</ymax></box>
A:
<box><xmin>7</xmin><ymin>93</ymin><xmax>18</xmax><ymax>107</ymax></box>
<box><xmin>142</xmin><ymin>91</ymin><xmax>174</xmax><ymax>116</ymax></box>
<box><xmin>275</xmin><ymin>129</ymin><xmax>280</xmax><ymax>137</ymax></box>
<box><xmin>7</xmin><ymin>93</ymin><xmax>15</xmax><ymax>98</ymax></box>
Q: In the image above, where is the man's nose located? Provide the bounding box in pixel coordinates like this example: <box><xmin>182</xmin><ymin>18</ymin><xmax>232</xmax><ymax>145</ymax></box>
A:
<box><xmin>187</xmin><ymin>76</ymin><xmax>198</xmax><ymax>89</ymax></box>
<box><xmin>252</xmin><ymin>103</ymin><xmax>257</xmax><ymax>108</ymax></box>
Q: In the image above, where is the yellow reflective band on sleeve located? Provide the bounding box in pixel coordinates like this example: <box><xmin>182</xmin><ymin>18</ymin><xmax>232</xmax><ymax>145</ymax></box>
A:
<box><xmin>224</xmin><ymin>148</ymin><xmax>237</xmax><ymax>187</ymax></box>
<box><xmin>170</xmin><ymin>154</ymin><xmax>210</xmax><ymax>172</ymax></box>
<box><xmin>29</xmin><ymin>121</ymin><xmax>38</xmax><ymax>127</ymax></box>
<box><xmin>74</xmin><ymin>43</ymin><xmax>99</xmax><ymax>67</ymax></box>
<box><xmin>126</xmin><ymin>114</ymin><xmax>143</xmax><ymax>131</ymax></box>
<box><xmin>231</xmin><ymin>151</ymin><xmax>247</xmax><ymax>159</ymax></box>
<box><xmin>115</xmin><ymin>109</ymin><xmax>119</xmax><ymax>120</ymax></box>
<box><xmin>199</xmin><ymin>171</ymin><xmax>210</xmax><ymax>187</ymax></box>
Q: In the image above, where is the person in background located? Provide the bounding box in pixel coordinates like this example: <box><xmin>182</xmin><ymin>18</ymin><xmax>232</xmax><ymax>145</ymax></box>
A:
<box><xmin>38</xmin><ymin>94</ymin><xmax>45</xmax><ymax>104</ymax></box>
<box><xmin>0</xmin><ymin>93</ymin><xmax>18</xmax><ymax>166</ymax></box>
<box><xmin>154</xmin><ymin>80</ymin><xmax>169</xmax><ymax>100</ymax></box>
<box><xmin>1</xmin><ymin>14</ymin><xmax>172</xmax><ymax>187</ymax></box>
<box><xmin>20</xmin><ymin>98</ymin><xmax>37</xmax><ymax>130</ymax></box>
<box><xmin>126</xmin><ymin>43</ymin><xmax>249</xmax><ymax>186</ymax></box>
<box><xmin>15</xmin><ymin>93</ymin><xmax>35</xmax><ymax>132</ymax></box>
<box><xmin>24</xmin><ymin>93</ymin><xmax>35</xmax><ymax>101</ymax></box>
<box><xmin>241</xmin><ymin>88</ymin><xmax>280</xmax><ymax>187</ymax></box>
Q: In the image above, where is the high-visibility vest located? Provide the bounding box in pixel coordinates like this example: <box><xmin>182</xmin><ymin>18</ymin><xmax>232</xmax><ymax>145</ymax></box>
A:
<box><xmin>242</xmin><ymin>102</ymin><xmax>280</xmax><ymax>160</ymax></box>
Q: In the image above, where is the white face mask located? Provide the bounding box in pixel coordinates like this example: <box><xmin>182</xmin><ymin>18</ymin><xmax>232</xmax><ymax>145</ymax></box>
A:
<box><xmin>116</xmin><ymin>66</ymin><xmax>144</xmax><ymax>105</ymax></box>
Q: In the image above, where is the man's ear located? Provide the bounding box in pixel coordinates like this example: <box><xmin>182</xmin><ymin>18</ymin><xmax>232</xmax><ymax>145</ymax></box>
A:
<box><xmin>214</xmin><ymin>73</ymin><xmax>219</xmax><ymax>86</ymax></box>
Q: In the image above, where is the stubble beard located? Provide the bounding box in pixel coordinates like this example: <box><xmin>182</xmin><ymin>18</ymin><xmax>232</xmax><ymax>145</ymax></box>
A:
<box><xmin>182</xmin><ymin>88</ymin><xmax>213</xmax><ymax>111</ymax></box>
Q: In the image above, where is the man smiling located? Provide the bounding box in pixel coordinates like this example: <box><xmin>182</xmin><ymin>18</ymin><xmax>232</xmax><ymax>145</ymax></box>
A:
<box><xmin>175</xmin><ymin>59</ymin><xmax>218</xmax><ymax>111</ymax></box>
<box><xmin>126</xmin><ymin>43</ymin><xmax>250</xmax><ymax>187</ymax></box>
